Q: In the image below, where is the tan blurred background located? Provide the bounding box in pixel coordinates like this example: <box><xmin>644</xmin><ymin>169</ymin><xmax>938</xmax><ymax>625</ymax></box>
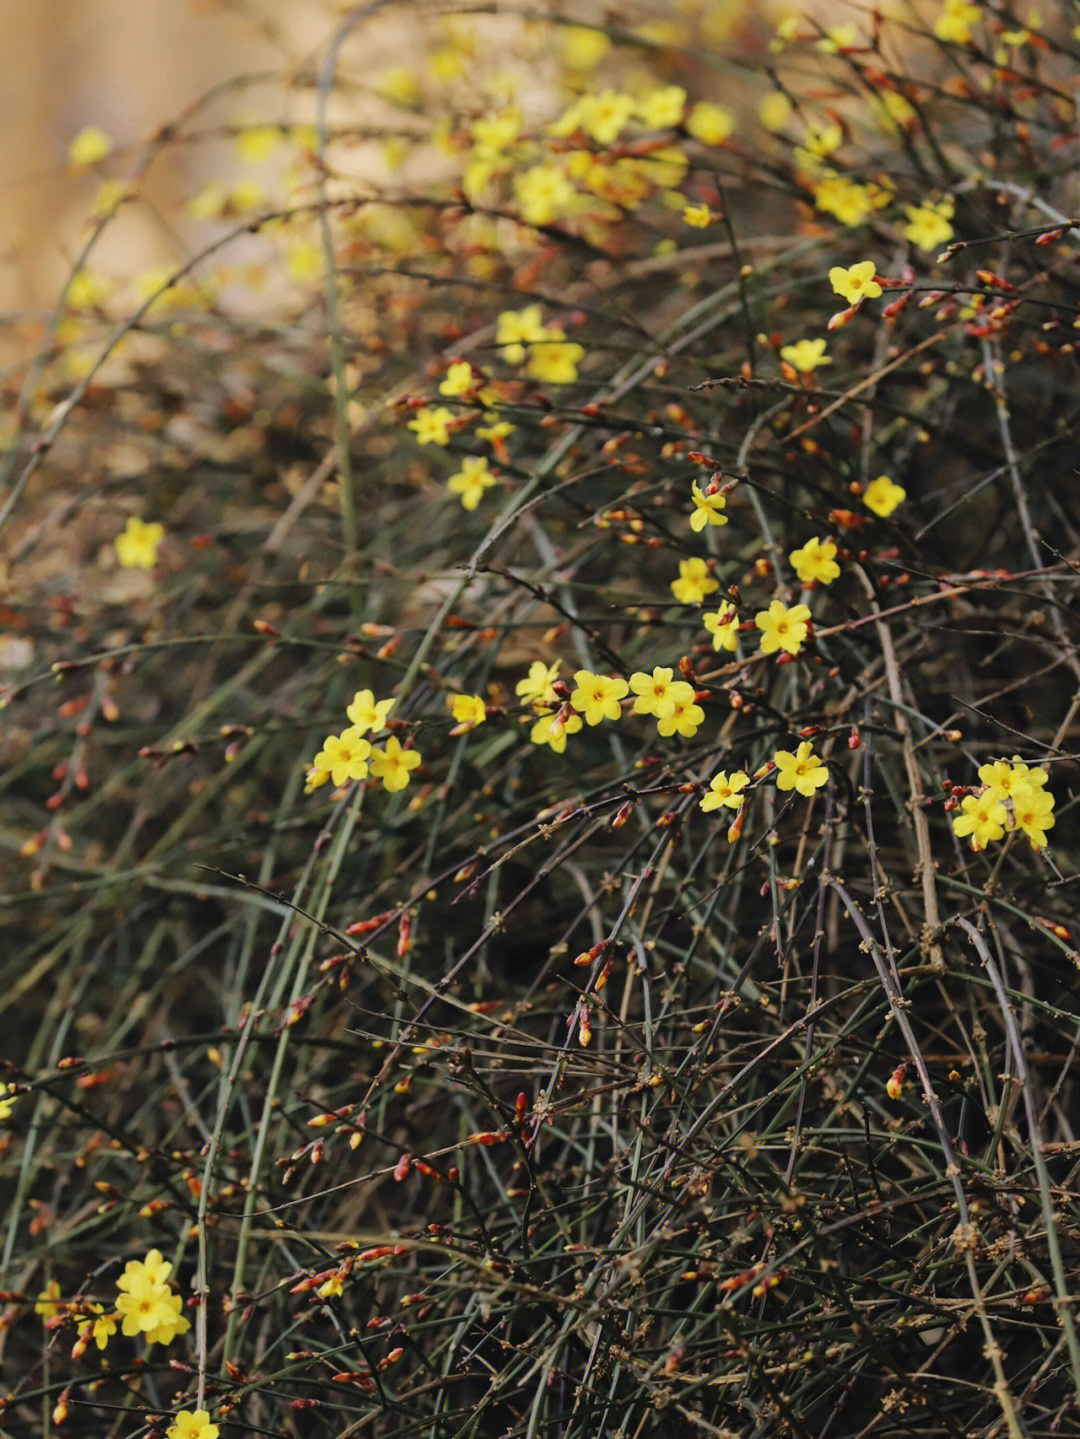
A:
<box><xmin>0</xmin><ymin>0</ymin><xmax>335</xmax><ymax>315</ymax></box>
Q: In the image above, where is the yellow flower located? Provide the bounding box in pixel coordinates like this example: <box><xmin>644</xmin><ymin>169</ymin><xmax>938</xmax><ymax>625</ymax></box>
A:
<box><xmin>952</xmin><ymin>793</ymin><xmax>1008</xmax><ymax>850</ymax></box>
<box><xmin>577</xmin><ymin>91</ymin><xmax>636</xmax><ymax>146</ymax></box>
<box><xmin>789</xmin><ymin>537</ymin><xmax>840</xmax><ymax>585</ymax></box>
<box><xmin>286</xmin><ymin>239</ymin><xmax>322</xmax><ymax>283</ymax></box>
<box><xmin>863</xmin><ymin>476</ymin><xmax>906</xmax><ymax>517</ymax></box>
<box><xmin>439</xmin><ymin>361</ymin><xmax>482</xmax><ymax>397</ymax></box>
<box><xmin>476</xmin><ymin>418</ymin><xmax>515</xmax><ymax>448</ymax></box>
<box><xmin>700</xmin><ymin>770</ymin><xmax>750</xmax><ymax>812</ymax></box>
<box><xmin>167</xmin><ymin>1411</ymin><xmax>220</xmax><ymax>1439</ymax></box>
<box><xmin>235</xmin><ymin>124</ymin><xmax>281</xmax><ymax>163</ymax></box>
<box><xmin>780</xmin><ymin>338</ymin><xmax>831</xmax><ymax>373</ymax></box>
<box><xmin>686</xmin><ymin>101</ymin><xmax>734</xmax><ymax>146</ymax></box>
<box><xmin>450</xmin><ymin>693</ymin><xmax>487</xmax><ymax>727</ymax></box>
<box><xmin>369</xmin><ymin>737</ymin><xmax>421</xmax><ymax>792</ymax></box>
<box><xmin>628</xmin><ymin>667</ymin><xmax>695</xmax><ymax>718</ymax></box>
<box><xmin>514</xmin><ymin>164</ymin><xmax>576</xmax><ymax>226</ymax></box>
<box><xmin>682</xmin><ymin>203</ymin><xmax>713</xmax><ymax>228</ymax></box>
<box><xmin>118</xmin><ymin>1249</ymin><xmax>172</xmax><ymax>1289</ymax></box>
<box><xmin>470</xmin><ymin>111</ymin><xmax>522</xmax><ymax>154</ymax></box>
<box><xmin>561</xmin><ymin>25</ymin><xmax>610</xmax><ymax>70</ymax></box>
<box><xmin>346</xmin><ymin>691</ymin><xmax>394</xmax><ymax>736</ymax></box>
<box><xmin>560</xmin><ymin>24</ymin><xmax>612</xmax><ymax>68</ymax></box>
<box><xmin>496</xmin><ymin>306</ymin><xmax>548</xmax><ymax>365</ymax></box>
<box><xmin>755</xmin><ymin>600</ymin><xmax>811</xmax><ymax>655</ymax></box>
<box><xmin>377</xmin><ymin>68</ymin><xmax>422</xmax><ymax>106</ymax></box>
<box><xmin>525</xmin><ymin>339</ymin><xmax>585</xmax><ymax>385</ymax></box>
<box><xmin>829</xmin><ymin>262</ymin><xmax>882</xmax><ymax>305</ymax></box>
<box><xmin>69</xmin><ymin>126</ymin><xmax>112</xmax><ymax>166</ymax></box>
<box><xmin>978</xmin><ymin>759</ymin><xmax>1031</xmax><ymax>802</ymax></box>
<box><xmin>115</xmin><ymin>517</ymin><xmax>165</xmax><ymax>569</ymax></box>
<box><xmin>671</xmin><ymin>558</ymin><xmax>720</xmax><ymax>605</ymax></box>
<box><xmin>758</xmin><ymin>93</ymin><xmax>793</xmax><ymax>132</ymax></box>
<box><xmin>876</xmin><ymin>92</ymin><xmax>917</xmax><ymax>131</ymax></box>
<box><xmin>977</xmin><ymin>757</ymin><xmax>1053</xmax><ymax>847</ymax></box>
<box><xmin>75</xmin><ymin>1304</ymin><xmax>117</xmax><ymax>1352</ymax></box>
<box><xmin>656</xmin><ymin>694</ymin><xmax>704</xmax><ymax>738</ymax></box>
<box><xmin>407</xmin><ymin>407</ymin><xmax>456</xmax><ymax>446</ymax></box>
<box><xmin>803</xmin><ymin>123</ymin><xmax>844</xmax><ymax>159</ymax></box>
<box><xmin>311</xmin><ymin>728</ymin><xmax>372</xmax><ymax>787</ymax></box>
<box><xmin>36</xmin><ymin>1281</ymin><xmax>63</xmax><ymax>1318</ymax></box>
<box><xmin>703</xmin><ymin>601</ymin><xmax>739</xmax><ymax>652</ymax></box>
<box><xmin>813</xmin><ymin>171</ymin><xmax>892</xmax><ymax>226</ymax></box>
<box><xmin>1003</xmin><ymin>756</ymin><xmax>1049</xmax><ymax>791</ymax></box>
<box><xmin>1011</xmin><ymin>785</ymin><xmax>1055</xmax><ymax>850</ymax></box>
<box><xmin>115</xmin><ymin>1254</ymin><xmax>187</xmax><ymax>1339</ymax></box>
<box><xmin>67</xmin><ymin>269</ymin><xmax>111</xmax><ymax>310</ymax></box>
<box><xmin>570</xmin><ymin>670</ymin><xmax>628</xmax><ymax>725</ymax></box>
<box><xmin>774</xmin><ymin>742</ymin><xmax>829</xmax><ymax>796</ymax></box>
<box><xmin>690</xmin><ymin>481</ymin><xmax>728</xmax><ymax>531</ymax></box>
<box><xmin>638</xmin><ymin>85</ymin><xmax>686</xmax><ymax>130</ymax></box>
<box><xmin>0</xmin><ymin>1082</ymin><xmax>17</xmax><ymax>1121</ymax></box>
<box><xmin>317</xmin><ymin>1272</ymin><xmax>345</xmax><ymax>1300</ymax></box>
<box><xmin>530</xmin><ymin>707</ymin><xmax>582</xmax><ymax>753</ymax></box>
<box><xmin>934</xmin><ymin>0</ymin><xmax>981</xmax><ymax>43</ymax></box>
<box><xmin>143</xmin><ymin>1291</ymin><xmax>191</xmax><ymax>1347</ymax></box>
<box><xmin>447</xmin><ymin>455</ymin><xmax>498</xmax><ymax>509</ymax></box>
<box><xmin>304</xmin><ymin>765</ymin><xmax>331</xmax><ymax>794</ymax></box>
<box><xmin>817</xmin><ymin>23</ymin><xmax>858</xmax><ymax>51</ymax></box>
<box><xmin>903</xmin><ymin>198</ymin><xmax>954</xmax><ymax>251</ymax></box>
<box><xmin>515</xmin><ymin>660</ymin><xmax>561</xmax><ymax>707</ymax></box>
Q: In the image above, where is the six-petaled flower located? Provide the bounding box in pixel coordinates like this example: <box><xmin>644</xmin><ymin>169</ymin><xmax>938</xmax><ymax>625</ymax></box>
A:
<box><xmin>700</xmin><ymin>770</ymin><xmax>749</xmax><ymax>812</ymax></box>
<box><xmin>570</xmin><ymin>671</ymin><xmax>628</xmax><ymax>725</ymax></box>
<box><xmin>774</xmin><ymin>742</ymin><xmax>829</xmax><ymax>796</ymax></box>
<box><xmin>829</xmin><ymin>261</ymin><xmax>882</xmax><ymax>305</ymax></box>
<box><xmin>671</xmin><ymin>557</ymin><xmax>720</xmax><ymax>604</ymax></box>
<box><xmin>789</xmin><ymin>537</ymin><xmax>841</xmax><ymax>585</ymax></box>
<box><xmin>702</xmin><ymin>601</ymin><xmax>740</xmax><ymax>652</ymax></box>
<box><xmin>863</xmin><ymin>476</ymin><xmax>906</xmax><ymax>517</ymax></box>
<box><xmin>755</xmin><ymin>600</ymin><xmax>812</xmax><ymax>655</ymax></box>
<box><xmin>690</xmin><ymin>481</ymin><xmax>728</xmax><ymax>532</ymax></box>
<box><xmin>370</xmin><ymin>737</ymin><xmax>422</xmax><ymax>792</ymax></box>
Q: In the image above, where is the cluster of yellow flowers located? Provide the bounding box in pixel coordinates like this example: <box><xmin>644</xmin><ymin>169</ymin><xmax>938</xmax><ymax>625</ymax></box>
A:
<box><xmin>496</xmin><ymin>304</ymin><xmax>585</xmax><ymax>386</ymax></box>
<box><xmin>37</xmin><ymin>1247</ymin><xmax>192</xmax><ymax>1363</ymax></box>
<box><xmin>455</xmin><ymin>79</ymin><xmax>731</xmax><ymax>235</ymax></box>
<box><xmin>306</xmin><ymin>690</ymin><xmax>421</xmax><ymax>795</ymax></box>
<box><xmin>700</xmin><ymin>740</ymin><xmax>829</xmax><ymax>834</ymax></box>
<box><xmin>515</xmin><ymin>659</ymin><xmax>583</xmax><ymax>753</ymax></box>
<box><xmin>952</xmin><ymin>759</ymin><xmax>1055</xmax><ymax>852</ymax></box>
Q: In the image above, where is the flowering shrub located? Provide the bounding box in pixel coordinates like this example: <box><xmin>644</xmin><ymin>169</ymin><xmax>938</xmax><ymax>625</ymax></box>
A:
<box><xmin>4</xmin><ymin>2</ymin><xmax>1080</xmax><ymax>1435</ymax></box>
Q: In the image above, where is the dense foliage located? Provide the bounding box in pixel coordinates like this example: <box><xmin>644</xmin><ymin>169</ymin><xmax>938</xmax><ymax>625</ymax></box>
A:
<box><xmin>4</xmin><ymin>3</ymin><xmax>1080</xmax><ymax>1435</ymax></box>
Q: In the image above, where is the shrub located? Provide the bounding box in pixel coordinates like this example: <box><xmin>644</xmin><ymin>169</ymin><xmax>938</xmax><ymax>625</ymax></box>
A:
<box><xmin>3</xmin><ymin>3</ymin><xmax>1080</xmax><ymax>1435</ymax></box>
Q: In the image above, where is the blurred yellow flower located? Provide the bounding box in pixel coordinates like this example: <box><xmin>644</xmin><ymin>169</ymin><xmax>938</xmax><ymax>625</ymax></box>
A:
<box><xmin>447</xmin><ymin>455</ymin><xmax>498</xmax><ymax>509</ymax></box>
<box><xmin>863</xmin><ymin>476</ymin><xmax>906</xmax><ymax>517</ymax></box>
<box><xmin>903</xmin><ymin>198</ymin><xmax>954</xmax><ymax>251</ymax></box>
<box><xmin>780</xmin><ymin>338</ymin><xmax>831</xmax><ymax>373</ymax></box>
<box><xmin>687</xmin><ymin>101</ymin><xmax>734</xmax><ymax>145</ymax></box>
<box><xmin>69</xmin><ymin>126</ymin><xmax>112</xmax><ymax>166</ymax></box>
<box><xmin>115</xmin><ymin>517</ymin><xmax>164</xmax><ymax>570</ymax></box>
